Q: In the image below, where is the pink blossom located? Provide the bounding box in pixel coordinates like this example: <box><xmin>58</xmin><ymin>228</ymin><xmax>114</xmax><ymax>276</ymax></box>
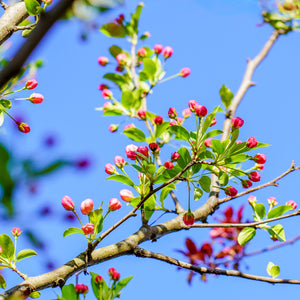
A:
<box><xmin>80</xmin><ymin>198</ymin><xmax>94</xmax><ymax>215</ymax></box>
<box><xmin>109</xmin><ymin>198</ymin><xmax>122</xmax><ymax>211</ymax></box>
<box><xmin>162</xmin><ymin>46</ymin><xmax>173</xmax><ymax>59</ymax></box>
<box><xmin>180</xmin><ymin>68</ymin><xmax>191</xmax><ymax>78</ymax></box>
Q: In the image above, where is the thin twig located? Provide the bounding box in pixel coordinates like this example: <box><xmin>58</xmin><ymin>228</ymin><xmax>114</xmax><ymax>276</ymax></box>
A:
<box><xmin>133</xmin><ymin>247</ymin><xmax>300</xmax><ymax>284</ymax></box>
<box><xmin>219</xmin><ymin>161</ymin><xmax>300</xmax><ymax>204</ymax></box>
<box><xmin>0</xmin><ymin>1</ymin><xmax>8</xmax><ymax>9</ymax></box>
<box><xmin>15</xmin><ymin>21</ymin><xmax>38</xmax><ymax>31</ymax></box>
<box><xmin>190</xmin><ymin>209</ymin><xmax>300</xmax><ymax>228</ymax></box>
<box><xmin>245</xmin><ymin>234</ymin><xmax>300</xmax><ymax>257</ymax></box>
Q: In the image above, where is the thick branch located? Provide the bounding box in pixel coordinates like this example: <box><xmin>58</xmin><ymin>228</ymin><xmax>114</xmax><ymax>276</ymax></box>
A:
<box><xmin>0</xmin><ymin>0</ymin><xmax>76</xmax><ymax>91</ymax></box>
<box><xmin>133</xmin><ymin>247</ymin><xmax>300</xmax><ymax>284</ymax></box>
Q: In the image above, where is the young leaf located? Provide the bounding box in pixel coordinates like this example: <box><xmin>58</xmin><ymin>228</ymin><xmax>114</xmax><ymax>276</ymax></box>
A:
<box><xmin>0</xmin><ymin>275</ymin><xmax>6</xmax><ymax>289</ymax></box>
<box><xmin>89</xmin><ymin>208</ymin><xmax>103</xmax><ymax>236</ymax></box>
<box><xmin>61</xmin><ymin>284</ymin><xmax>77</xmax><ymax>300</ymax></box>
<box><xmin>63</xmin><ymin>227</ymin><xmax>84</xmax><ymax>238</ymax></box>
<box><xmin>237</xmin><ymin>227</ymin><xmax>256</xmax><ymax>246</ymax></box>
<box><xmin>211</xmin><ymin>139</ymin><xmax>224</xmax><ymax>154</ymax></box>
<box><xmin>144</xmin><ymin>195</ymin><xmax>156</xmax><ymax>220</ymax></box>
<box><xmin>123</xmin><ymin>127</ymin><xmax>146</xmax><ymax>142</ymax></box>
<box><xmin>25</xmin><ymin>0</ymin><xmax>41</xmax><ymax>16</ymax></box>
<box><xmin>194</xmin><ymin>187</ymin><xmax>203</xmax><ymax>201</ymax></box>
<box><xmin>142</xmin><ymin>58</ymin><xmax>156</xmax><ymax>81</ymax></box>
<box><xmin>254</xmin><ymin>203</ymin><xmax>266</xmax><ymax>220</ymax></box>
<box><xmin>121</xmin><ymin>90</ymin><xmax>136</xmax><ymax>109</ymax></box>
<box><xmin>266</xmin><ymin>262</ymin><xmax>280</xmax><ymax>278</ymax></box>
<box><xmin>106</xmin><ymin>174</ymin><xmax>135</xmax><ymax>187</ymax></box>
<box><xmin>109</xmin><ymin>45</ymin><xmax>122</xmax><ymax>58</ymax></box>
<box><xmin>112</xmin><ymin>276</ymin><xmax>133</xmax><ymax>298</ymax></box>
<box><xmin>155</xmin><ymin>122</ymin><xmax>170</xmax><ymax>139</ymax></box>
<box><xmin>199</xmin><ymin>176</ymin><xmax>211</xmax><ymax>193</ymax></box>
<box><xmin>168</xmin><ymin>125</ymin><xmax>190</xmax><ymax>141</ymax></box>
<box><xmin>16</xmin><ymin>249</ymin><xmax>37</xmax><ymax>262</ymax></box>
<box><xmin>160</xmin><ymin>183</ymin><xmax>176</xmax><ymax>206</ymax></box>
<box><xmin>0</xmin><ymin>234</ymin><xmax>14</xmax><ymax>260</ymax></box>
<box><xmin>29</xmin><ymin>291</ymin><xmax>41</xmax><ymax>298</ymax></box>
<box><xmin>267</xmin><ymin>224</ymin><xmax>285</xmax><ymax>242</ymax></box>
<box><xmin>218</xmin><ymin>171</ymin><xmax>228</xmax><ymax>186</ymax></box>
<box><xmin>177</xmin><ymin>147</ymin><xmax>192</xmax><ymax>169</ymax></box>
<box><xmin>219</xmin><ymin>84</ymin><xmax>233</xmax><ymax>108</ymax></box>
<box><xmin>267</xmin><ymin>205</ymin><xmax>293</xmax><ymax>219</ymax></box>
<box><xmin>100</xmin><ymin>23</ymin><xmax>127</xmax><ymax>38</ymax></box>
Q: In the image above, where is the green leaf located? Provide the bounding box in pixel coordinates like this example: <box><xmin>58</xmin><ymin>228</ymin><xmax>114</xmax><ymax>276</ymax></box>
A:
<box><xmin>219</xmin><ymin>84</ymin><xmax>233</xmax><ymax>108</ymax></box>
<box><xmin>123</xmin><ymin>127</ymin><xmax>146</xmax><ymax>142</ymax></box>
<box><xmin>155</xmin><ymin>122</ymin><xmax>169</xmax><ymax>139</ymax></box>
<box><xmin>266</xmin><ymin>262</ymin><xmax>280</xmax><ymax>278</ymax></box>
<box><xmin>29</xmin><ymin>291</ymin><xmax>41</xmax><ymax>298</ymax></box>
<box><xmin>168</xmin><ymin>125</ymin><xmax>190</xmax><ymax>141</ymax></box>
<box><xmin>100</xmin><ymin>23</ymin><xmax>127</xmax><ymax>38</ymax></box>
<box><xmin>144</xmin><ymin>195</ymin><xmax>156</xmax><ymax>220</ymax></box>
<box><xmin>112</xmin><ymin>276</ymin><xmax>133</xmax><ymax>298</ymax></box>
<box><xmin>225</xmin><ymin>154</ymin><xmax>251</xmax><ymax>164</ymax></box>
<box><xmin>237</xmin><ymin>227</ymin><xmax>256</xmax><ymax>246</ymax></box>
<box><xmin>16</xmin><ymin>249</ymin><xmax>37</xmax><ymax>262</ymax></box>
<box><xmin>61</xmin><ymin>284</ymin><xmax>77</xmax><ymax>300</ymax></box>
<box><xmin>0</xmin><ymin>234</ymin><xmax>14</xmax><ymax>260</ymax></box>
<box><xmin>177</xmin><ymin>148</ymin><xmax>192</xmax><ymax>169</ymax></box>
<box><xmin>194</xmin><ymin>187</ymin><xmax>203</xmax><ymax>201</ymax></box>
<box><xmin>218</xmin><ymin>171</ymin><xmax>228</xmax><ymax>186</ymax></box>
<box><xmin>160</xmin><ymin>183</ymin><xmax>176</xmax><ymax>207</ymax></box>
<box><xmin>268</xmin><ymin>224</ymin><xmax>285</xmax><ymax>242</ymax></box>
<box><xmin>103</xmin><ymin>73</ymin><xmax>130</xmax><ymax>89</ymax></box>
<box><xmin>102</xmin><ymin>106</ymin><xmax>124</xmax><ymax>116</ymax></box>
<box><xmin>25</xmin><ymin>0</ymin><xmax>41</xmax><ymax>16</ymax></box>
<box><xmin>254</xmin><ymin>203</ymin><xmax>266</xmax><ymax>220</ymax></box>
<box><xmin>199</xmin><ymin>176</ymin><xmax>211</xmax><ymax>193</ymax></box>
<box><xmin>201</xmin><ymin>107</ymin><xmax>219</xmax><ymax>135</ymax></box>
<box><xmin>63</xmin><ymin>227</ymin><xmax>84</xmax><ymax>238</ymax></box>
<box><xmin>267</xmin><ymin>205</ymin><xmax>293</xmax><ymax>219</ymax></box>
<box><xmin>130</xmin><ymin>2</ymin><xmax>144</xmax><ymax>33</ymax></box>
<box><xmin>106</xmin><ymin>174</ymin><xmax>135</xmax><ymax>187</ymax></box>
<box><xmin>203</xmin><ymin>129</ymin><xmax>223</xmax><ymax>140</ymax></box>
<box><xmin>0</xmin><ymin>275</ymin><xmax>6</xmax><ymax>289</ymax></box>
<box><xmin>121</xmin><ymin>90</ymin><xmax>136</xmax><ymax>109</ymax></box>
<box><xmin>109</xmin><ymin>45</ymin><xmax>122</xmax><ymax>58</ymax></box>
<box><xmin>89</xmin><ymin>208</ymin><xmax>103</xmax><ymax>237</ymax></box>
<box><xmin>211</xmin><ymin>139</ymin><xmax>224</xmax><ymax>154</ymax></box>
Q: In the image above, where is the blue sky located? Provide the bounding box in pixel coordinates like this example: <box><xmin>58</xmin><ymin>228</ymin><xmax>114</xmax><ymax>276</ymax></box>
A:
<box><xmin>1</xmin><ymin>0</ymin><xmax>300</xmax><ymax>299</ymax></box>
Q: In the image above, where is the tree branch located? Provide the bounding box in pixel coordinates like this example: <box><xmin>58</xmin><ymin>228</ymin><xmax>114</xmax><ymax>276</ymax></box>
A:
<box><xmin>219</xmin><ymin>161</ymin><xmax>300</xmax><ymax>204</ymax></box>
<box><xmin>133</xmin><ymin>247</ymin><xmax>300</xmax><ymax>284</ymax></box>
<box><xmin>0</xmin><ymin>0</ymin><xmax>76</xmax><ymax>91</ymax></box>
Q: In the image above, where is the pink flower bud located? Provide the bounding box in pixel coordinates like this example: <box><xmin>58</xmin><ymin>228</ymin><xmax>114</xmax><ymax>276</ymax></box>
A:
<box><xmin>61</xmin><ymin>195</ymin><xmax>75</xmax><ymax>211</ymax></box>
<box><xmin>255</xmin><ymin>164</ymin><xmax>264</xmax><ymax>171</ymax></box>
<box><xmin>242</xmin><ymin>180</ymin><xmax>252</xmax><ymax>189</ymax></box>
<box><xmin>0</xmin><ymin>245</ymin><xmax>2</xmax><ymax>254</ymax></box>
<box><xmin>109</xmin><ymin>198</ymin><xmax>122</xmax><ymax>211</ymax></box>
<box><xmin>98</xmin><ymin>84</ymin><xmax>109</xmax><ymax>91</ymax></box>
<box><xmin>82</xmin><ymin>223</ymin><xmax>94</xmax><ymax>235</ymax></box>
<box><xmin>116</xmin><ymin>53</ymin><xmax>127</xmax><ymax>64</ymax></box>
<box><xmin>236</xmin><ymin>140</ymin><xmax>242</xmax><ymax>144</ymax></box>
<box><xmin>25</xmin><ymin>79</ymin><xmax>38</xmax><ymax>90</ymax></box>
<box><xmin>268</xmin><ymin>197</ymin><xmax>277</xmax><ymax>207</ymax></box>
<box><xmin>120</xmin><ymin>189</ymin><xmax>134</xmax><ymax>202</ymax></box>
<box><xmin>17</xmin><ymin>122</ymin><xmax>30</xmax><ymax>133</ymax></box>
<box><xmin>149</xmin><ymin>142</ymin><xmax>160</xmax><ymax>153</ymax></box>
<box><xmin>102</xmin><ymin>89</ymin><xmax>113</xmax><ymax>99</ymax></box>
<box><xmin>154</xmin><ymin>44</ymin><xmax>163</xmax><ymax>54</ymax></box>
<box><xmin>103</xmin><ymin>101</ymin><xmax>112</xmax><ymax>109</ymax></box>
<box><xmin>95</xmin><ymin>275</ymin><xmax>104</xmax><ymax>285</ymax></box>
<box><xmin>137</xmin><ymin>109</ymin><xmax>147</xmax><ymax>120</ymax></box>
<box><xmin>183</xmin><ymin>212</ymin><xmax>195</xmax><ymax>226</ymax></box>
<box><xmin>108</xmin><ymin>267</ymin><xmax>116</xmax><ymax>276</ymax></box>
<box><xmin>180</xmin><ymin>68</ymin><xmax>191</xmax><ymax>78</ymax></box>
<box><xmin>204</xmin><ymin>138</ymin><xmax>212</xmax><ymax>148</ymax></box>
<box><xmin>188</xmin><ymin>100</ymin><xmax>198</xmax><ymax>112</ymax></box>
<box><xmin>248</xmin><ymin>171</ymin><xmax>260</xmax><ymax>182</ymax></box>
<box><xmin>162</xmin><ymin>46</ymin><xmax>173</xmax><ymax>59</ymax></box>
<box><xmin>75</xmin><ymin>284</ymin><xmax>89</xmax><ymax>294</ymax></box>
<box><xmin>248</xmin><ymin>195</ymin><xmax>257</xmax><ymax>206</ymax></box>
<box><xmin>195</xmin><ymin>105</ymin><xmax>207</xmax><ymax>117</ymax></box>
<box><xmin>254</xmin><ymin>153</ymin><xmax>266</xmax><ymax>164</ymax></box>
<box><xmin>210</xmin><ymin>118</ymin><xmax>217</xmax><ymax>127</ymax></box>
<box><xmin>137</xmin><ymin>47</ymin><xmax>147</xmax><ymax>57</ymax></box>
<box><xmin>29</xmin><ymin>93</ymin><xmax>44</xmax><ymax>104</ymax></box>
<box><xmin>105</xmin><ymin>163</ymin><xmax>116</xmax><ymax>175</ymax></box>
<box><xmin>80</xmin><ymin>198</ymin><xmax>94</xmax><ymax>215</ymax></box>
<box><xmin>286</xmin><ymin>200</ymin><xmax>297</xmax><ymax>210</ymax></box>
<box><xmin>114</xmin><ymin>156</ymin><xmax>125</xmax><ymax>168</ymax></box>
<box><xmin>111</xmin><ymin>271</ymin><xmax>120</xmax><ymax>281</ymax></box>
<box><xmin>225</xmin><ymin>186</ymin><xmax>238</xmax><ymax>197</ymax></box>
<box><xmin>164</xmin><ymin>161</ymin><xmax>174</xmax><ymax>169</ymax></box>
<box><xmin>125</xmin><ymin>144</ymin><xmax>138</xmax><ymax>160</ymax></box>
<box><xmin>137</xmin><ymin>146</ymin><xmax>149</xmax><ymax>158</ymax></box>
<box><xmin>247</xmin><ymin>136</ymin><xmax>257</xmax><ymax>148</ymax></box>
<box><xmin>124</xmin><ymin>123</ymin><xmax>135</xmax><ymax>130</ymax></box>
<box><xmin>182</xmin><ymin>108</ymin><xmax>191</xmax><ymax>118</ymax></box>
<box><xmin>153</xmin><ymin>116</ymin><xmax>163</xmax><ymax>125</ymax></box>
<box><xmin>116</xmin><ymin>64</ymin><xmax>124</xmax><ymax>72</ymax></box>
<box><xmin>168</xmin><ymin>107</ymin><xmax>177</xmax><ymax>119</ymax></box>
<box><xmin>115</xmin><ymin>13</ymin><xmax>125</xmax><ymax>24</ymax></box>
<box><xmin>11</xmin><ymin>227</ymin><xmax>21</xmax><ymax>237</ymax></box>
<box><xmin>231</xmin><ymin>117</ymin><xmax>244</xmax><ymax>129</ymax></box>
<box><xmin>171</xmin><ymin>152</ymin><xmax>180</xmax><ymax>161</ymax></box>
<box><xmin>108</xmin><ymin>124</ymin><xmax>118</xmax><ymax>132</ymax></box>
<box><xmin>97</xmin><ymin>56</ymin><xmax>109</xmax><ymax>66</ymax></box>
